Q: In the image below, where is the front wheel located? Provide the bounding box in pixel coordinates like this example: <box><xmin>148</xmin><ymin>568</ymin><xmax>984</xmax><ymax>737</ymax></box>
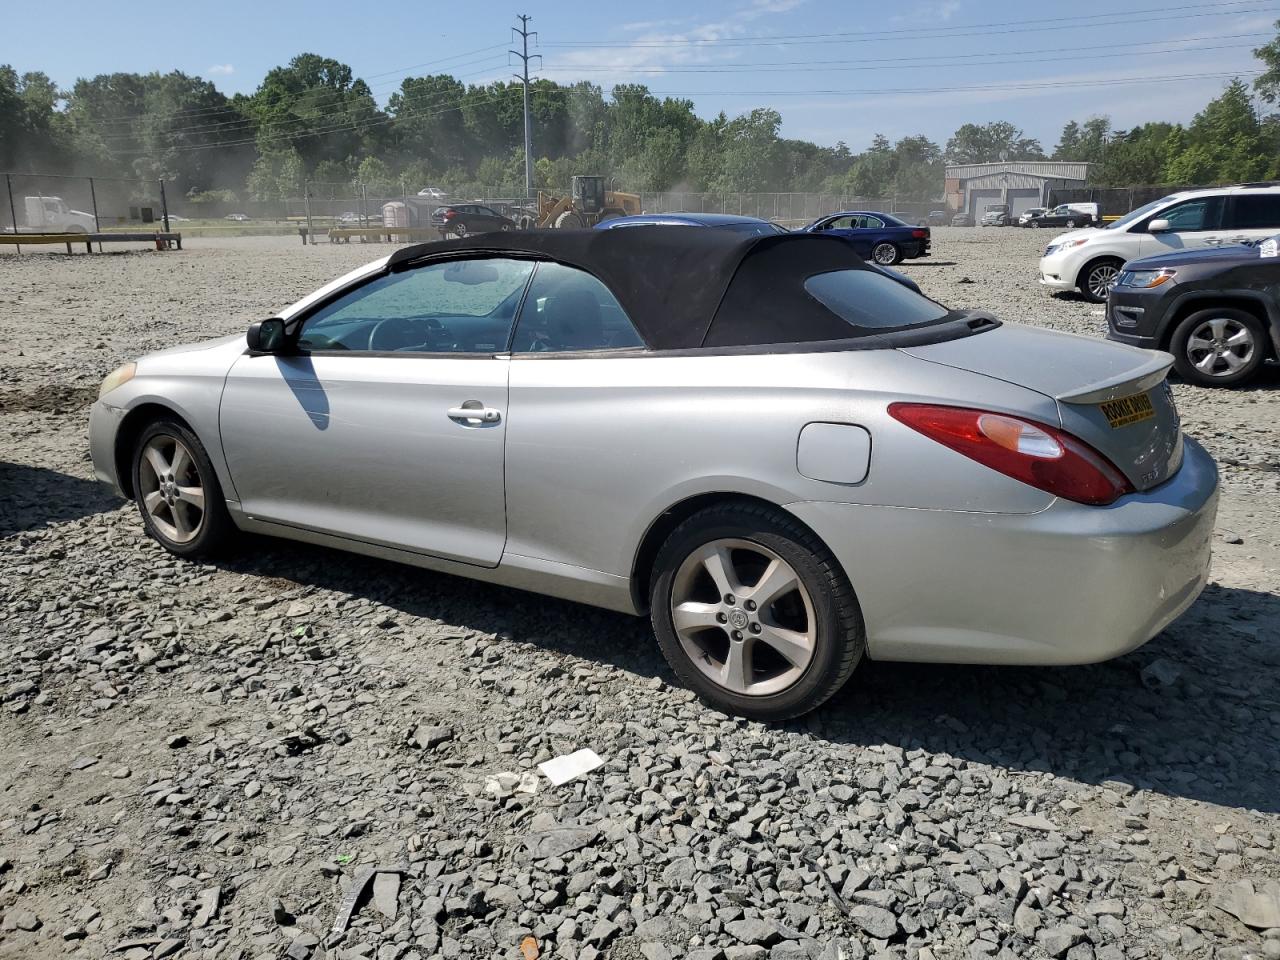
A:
<box><xmin>650</xmin><ymin>503</ymin><xmax>864</xmax><ymax>720</ymax></box>
<box><xmin>1030</xmin><ymin>220</ymin><xmax>1040</xmax><ymax>229</ymax></box>
<box><xmin>450</xmin><ymin>223</ymin><xmax>469</xmax><ymax>238</ymax></box>
<box><xmin>1079</xmin><ymin>258</ymin><xmax>1122</xmax><ymax>303</ymax></box>
<box><xmin>132</xmin><ymin>419</ymin><xmax>234</xmax><ymax>558</ymax></box>
<box><xmin>871</xmin><ymin>241</ymin><xmax>901</xmax><ymax>266</ymax></box>
<box><xmin>1170</xmin><ymin>308</ymin><xmax>1266</xmax><ymax>386</ymax></box>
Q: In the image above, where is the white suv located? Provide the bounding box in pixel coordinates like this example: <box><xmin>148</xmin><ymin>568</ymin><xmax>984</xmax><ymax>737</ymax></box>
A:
<box><xmin>1037</xmin><ymin>183</ymin><xmax>1280</xmax><ymax>302</ymax></box>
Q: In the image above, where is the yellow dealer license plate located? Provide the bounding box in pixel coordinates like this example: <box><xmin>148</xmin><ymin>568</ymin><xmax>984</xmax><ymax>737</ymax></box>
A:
<box><xmin>1100</xmin><ymin>391</ymin><xmax>1155</xmax><ymax>429</ymax></box>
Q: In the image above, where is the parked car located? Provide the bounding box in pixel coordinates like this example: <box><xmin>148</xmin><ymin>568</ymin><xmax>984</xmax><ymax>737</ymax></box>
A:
<box><xmin>90</xmin><ymin>228</ymin><xmax>1216</xmax><ymax>720</ymax></box>
<box><xmin>432</xmin><ymin>203</ymin><xmax>515</xmax><ymax>237</ymax></box>
<box><xmin>1039</xmin><ymin>183</ymin><xmax>1280</xmax><ymax>302</ymax></box>
<box><xmin>1027</xmin><ymin>203</ymin><xmax>1098</xmax><ymax>231</ymax></box>
<box><xmin>224</xmin><ymin>213</ymin><xmax>251</xmax><ymax>222</ymax></box>
<box><xmin>1107</xmin><ymin>234</ymin><xmax>1278</xmax><ymax>386</ymax></box>
<box><xmin>597</xmin><ymin>213</ymin><xmax>922</xmax><ymax>293</ymax></box>
<box><xmin>596</xmin><ymin>212</ymin><xmax>787</xmax><ymax>237</ymax></box>
<box><xmin>417</xmin><ymin>186</ymin><xmax>449</xmax><ymax>201</ymax></box>
<box><xmin>799</xmin><ymin>211</ymin><xmax>930</xmax><ymax>265</ymax></box>
<box><xmin>951</xmin><ymin>213</ymin><xmax>975</xmax><ymax>227</ymax></box>
<box><xmin>926</xmin><ymin>210</ymin><xmax>948</xmax><ymax>226</ymax></box>
<box><xmin>980</xmin><ymin>204</ymin><xmax>1011</xmax><ymax>227</ymax></box>
<box><xmin>338</xmin><ymin>212</ymin><xmax>361</xmax><ymax>223</ymax></box>
<box><xmin>1018</xmin><ymin>208</ymin><xmax>1047</xmax><ymax>227</ymax></box>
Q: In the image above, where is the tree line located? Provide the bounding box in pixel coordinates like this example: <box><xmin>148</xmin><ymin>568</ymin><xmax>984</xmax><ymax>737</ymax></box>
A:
<box><xmin>3</xmin><ymin>23</ymin><xmax>1280</xmax><ymax>204</ymax></box>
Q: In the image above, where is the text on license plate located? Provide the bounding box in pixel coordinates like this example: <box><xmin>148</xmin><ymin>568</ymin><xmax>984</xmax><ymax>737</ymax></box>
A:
<box><xmin>1099</xmin><ymin>391</ymin><xmax>1155</xmax><ymax>428</ymax></box>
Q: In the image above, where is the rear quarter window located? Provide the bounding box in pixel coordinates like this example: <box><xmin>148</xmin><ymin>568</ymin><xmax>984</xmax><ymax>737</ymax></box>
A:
<box><xmin>804</xmin><ymin>270</ymin><xmax>949</xmax><ymax>330</ymax></box>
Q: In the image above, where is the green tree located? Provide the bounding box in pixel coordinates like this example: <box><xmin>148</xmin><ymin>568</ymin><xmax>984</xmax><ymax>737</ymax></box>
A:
<box><xmin>1254</xmin><ymin>19</ymin><xmax>1280</xmax><ymax>103</ymax></box>
<box><xmin>1164</xmin><ymin>79</ymin><xmax>1267</xmax><ymax>183</ymax></box>
<box><xmin>945</xmin><ymin>121</ymin><xmax>1044</xmax><ymax>164</ymax></box>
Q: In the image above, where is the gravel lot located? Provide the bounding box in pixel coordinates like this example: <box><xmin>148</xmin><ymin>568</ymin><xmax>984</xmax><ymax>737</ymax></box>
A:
<box><xmin>2</xmin><ymin>229</ymin><xmax>1279</xmax><ymax>960</ymax></box>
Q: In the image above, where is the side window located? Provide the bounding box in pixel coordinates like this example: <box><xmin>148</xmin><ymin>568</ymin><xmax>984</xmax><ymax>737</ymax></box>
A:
<box><xmin>826</xmin><ymin>216</ymin><xmax>855</xmax><ymax>229</ymax></box>
<box><xmin>1227</xmin><ymin>194</ymin><xmax>1280</xmax><ymax>231</ymax></box>
<box><xmin>511</xmin><ymin>262</ymin><xmax>646</xmax><ymax>353</ymax></box>
<box><xmin>297</xmin><ymin>258</ymin><xmax>534</xmax><ymax>353</ymax></box>
<box><xmin>1150</xmin><ymin>198</ymin><xmax>1219</xmax><ymax>232</ymax></box>
<box><xmin>863</xmin><ymin>216</ymin><xmax>885</xmax><ymax>228</ymax></box>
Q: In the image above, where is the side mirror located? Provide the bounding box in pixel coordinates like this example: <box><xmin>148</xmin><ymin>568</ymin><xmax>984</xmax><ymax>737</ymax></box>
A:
<box><xmin>1147</xmin><ymin>218</ymin><xmax>1172</xmax><ymax>233</ymax></box>
<box><xmin>246</xmin><ymin>317</ymin><xmax>286</xmax><ymax>353</ymax></box>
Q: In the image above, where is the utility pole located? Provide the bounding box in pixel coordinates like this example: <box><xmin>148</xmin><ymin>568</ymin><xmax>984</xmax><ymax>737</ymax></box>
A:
<box><xmin>510</xmin><ymin>15</ymin><xmax>541</xmax><ymax>200</ymax></box>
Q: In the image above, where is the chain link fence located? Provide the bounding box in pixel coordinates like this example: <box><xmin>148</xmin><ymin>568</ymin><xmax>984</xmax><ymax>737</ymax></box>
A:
<box><xmin>2</xmin><ymin>172</ymin><xmax>171</xmax><ymax>235</ymax></box>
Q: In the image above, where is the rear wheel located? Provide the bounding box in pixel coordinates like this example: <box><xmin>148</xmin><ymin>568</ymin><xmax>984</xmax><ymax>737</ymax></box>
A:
<box><xmin>554</xmin><ymin>211</ymin><xmax>584</xmax><ymax>229</ymax></box>
<box><xmin>1079</xmin><ymin>258</ymin><xmax>1123</xmax><ymax>303</ymax></box>
<box><xmin>132</xmin><ymin>419</ymin><xmax>233</xmax><ymax>558</ymax></box>
<box><xmin>450</xmin><ymin>223</ymin><xmax>469</xmax><ymax>238</ymax></box>
<box><xmin>1170</xmin><ymin>308</ymin><xmax>1266</xmax><ymax>387</ymax></box>
<box><xmin>871</xmin><ymin>241</ymin><xmax>901</xmax><ymax>266</ymax></box>
<box><xmin>649</xmin><ymin>503</ymin><xmax>864</xmax><ymax>720</ymax></box>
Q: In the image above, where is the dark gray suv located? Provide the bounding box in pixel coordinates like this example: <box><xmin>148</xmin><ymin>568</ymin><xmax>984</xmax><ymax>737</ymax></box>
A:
<box><xmin>1106</xmin><ymin>236</ymin><xmax>1279</xmax><ymax>386</ymax></box>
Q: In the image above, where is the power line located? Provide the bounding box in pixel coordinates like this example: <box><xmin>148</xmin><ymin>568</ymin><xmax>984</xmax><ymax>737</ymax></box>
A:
<box><xmin>643</xmin><ymin>70</ymin><xmax>1264</xmax><ymax>97</ymax></box>
<box><xmin>545</xmin><ymin>40</ymin><xmax>1265</xmax><ymax>75</ymax></box>
<box><xmin>89</xmin><ymin>61</ymin><xmax>512</xmax><ymax>145</ymax></box>
<box><xmin>83</xmin><ymin>44</ymin><xmax>514</xmax><ymax>128</ymax></box>
<box><xmin>543</xmin><ymin>1</ymin><xmax>1276</xmax><ymax>48</ymax></box>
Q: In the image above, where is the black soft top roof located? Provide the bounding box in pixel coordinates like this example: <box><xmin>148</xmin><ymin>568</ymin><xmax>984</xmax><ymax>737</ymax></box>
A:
<box><xmin>387</xmin><ymin>228</ymin><xmax>908</xmax><ymax>351</ymax></box>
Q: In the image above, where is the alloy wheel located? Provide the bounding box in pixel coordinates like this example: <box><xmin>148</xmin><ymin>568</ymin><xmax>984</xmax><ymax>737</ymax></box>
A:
<box><xmin>1086</xmin><ymin>263</ymin><xmax>1120</xmax><ymax>299</ymax></box>
<box><xmin>1186</xmin><ymin>316</ymin><xmax>1256</xmax><ymax>378</ymax></box>
<box><xmin>138</xmin><ymin>435</ymin><xmax>205</xmax><ymax>544</ymax></box>
<box><xmin>669</xmin><ymin>538</ymin><xmax>816</xmax><ymax>697</ymax></box>
<box><xmin>452</xmin><ymin>223</ymin><xmax>468</xmax><ymax>238</ymax></box>
<box><xmin>872</xmin><ymin>242</ymin><xmax>897</xmax><ymax>265</ymax></box>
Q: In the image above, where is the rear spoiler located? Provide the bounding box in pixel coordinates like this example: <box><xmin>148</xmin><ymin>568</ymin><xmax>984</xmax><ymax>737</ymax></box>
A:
<box><xmin>1055</xmin><ymin>352</ymin><xmax>1173</xmax><ymax>404</ymax></box>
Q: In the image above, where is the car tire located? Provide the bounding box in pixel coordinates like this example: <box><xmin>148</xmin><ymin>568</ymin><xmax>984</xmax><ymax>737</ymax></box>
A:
<box><xmin>554</xmin><ymin>211</ymin><xmax>584</xmax><ymax>229</ymax></box>
<box><xmin>1078</xmin><ymin>257</ymin><xmax>1124</xmax><ymax>303</ymax></box>
<box><xmin>1030</xmin><ymin>221</ymin><xmax>1040</xmax><ymax>229</ymax></box>
<box><xmin>871</xmin><ymin>241</ymin><xmax>901</xmax><ymax>266</ymax></box>
<box><xmin>1170</xmin><ymin>307</ymin><xmax>1267</xmax><ymax>387</ymax></box>
<box><xmin>450</xmin><ymin>223</ymin><xmax>468</xmax><ymax>238</ymax></box>
<box><xmin>649</xmin><ymin>502</ymin><xmax>865</xmax><ymax>721</ymax></box>
<box><xmin>131</xmin><ymin>418</ymin><xmax>234</xmax><ymax>559</ymax></box>
<box><xmin>500</xmin><ymin>222</ymin><xmax>513</xmax><ymax>231</ymax></box>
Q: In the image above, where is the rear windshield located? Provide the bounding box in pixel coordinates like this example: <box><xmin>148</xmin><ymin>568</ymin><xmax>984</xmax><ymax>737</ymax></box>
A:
<box><xmin>804</xmin><ymin>269</ymin><xmax>949</xmax><ymax>330</ymax></box>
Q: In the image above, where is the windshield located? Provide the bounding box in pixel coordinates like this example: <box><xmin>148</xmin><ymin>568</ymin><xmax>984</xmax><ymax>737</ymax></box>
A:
<box><xmin>804</xmin><ymin>269</ymin><xmax>949</xmax><ymax>331</ymax></box>
<box><xmin>1106</xmin><ymin>195</ymin><xmax>1178</xmax><ymax>230</ymax></box>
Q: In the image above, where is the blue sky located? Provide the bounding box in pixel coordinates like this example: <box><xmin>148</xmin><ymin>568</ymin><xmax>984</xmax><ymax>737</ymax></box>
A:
<box><xmin>7</xmin><ymin>0</ymin><xmax>1277</xmax><ymax>151</ymax></box>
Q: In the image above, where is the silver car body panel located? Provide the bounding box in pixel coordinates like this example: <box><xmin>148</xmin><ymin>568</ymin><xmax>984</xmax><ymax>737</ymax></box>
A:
<box><xmin>89</xmin><ymin>258</ymin><xmax>1218</xmax><ymax>666</ymax></box>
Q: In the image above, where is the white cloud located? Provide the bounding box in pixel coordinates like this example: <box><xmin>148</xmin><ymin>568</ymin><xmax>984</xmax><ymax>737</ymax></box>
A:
<box><xmin>208</xmin><ymin>64</ymin><xmax>235</xmax><ymax>76</ymax></box>
<box><xmin>540</xmin><ymin>1</ymin><xmax>807</xmax><ymax>86</ymax></box>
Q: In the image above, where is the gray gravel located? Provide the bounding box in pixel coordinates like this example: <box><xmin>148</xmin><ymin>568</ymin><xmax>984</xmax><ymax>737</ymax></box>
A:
<box><xmin>1</xmin><ymin>230</ymin><xmax>1279</xmax><ymax>960</ymax></box>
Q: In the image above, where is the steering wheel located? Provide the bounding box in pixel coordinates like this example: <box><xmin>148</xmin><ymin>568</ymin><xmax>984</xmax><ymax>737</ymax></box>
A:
<box><xmin>368</xmin><ymin>316</ymin><xmax>444</xmax><ymax>352</ymax></box>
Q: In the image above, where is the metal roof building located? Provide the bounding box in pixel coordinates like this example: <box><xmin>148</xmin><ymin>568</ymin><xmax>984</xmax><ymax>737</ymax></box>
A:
<box><xmin>945</xmin><ymin>161</ymin><xmax>1091</xmax><ymax>218</ymax></box>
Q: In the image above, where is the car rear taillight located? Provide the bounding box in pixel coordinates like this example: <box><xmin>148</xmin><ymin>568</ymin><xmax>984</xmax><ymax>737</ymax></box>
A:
<box><xmin>887</xmin><ymin>403</ymin><xmax>1133</xmax><ymax>505</ymax></box>
<box><xmin>911</xmin><ymin>229</ymin><xmax>928</xmax><ymax>239</ymax></box>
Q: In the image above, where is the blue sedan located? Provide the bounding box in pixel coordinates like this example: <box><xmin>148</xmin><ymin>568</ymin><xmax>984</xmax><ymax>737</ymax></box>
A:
<box><xmin>596</xmin><ymin>212</ymin><xmax>922</xmax><ymax>293</ymax></box>
<box><xmin>799</xmin><ymin>211</ymin><xmax>931</xmax><ymax>265</ymax></box>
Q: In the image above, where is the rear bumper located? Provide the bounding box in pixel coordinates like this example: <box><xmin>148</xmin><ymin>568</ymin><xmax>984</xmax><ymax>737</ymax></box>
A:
<box><xmin>786</xmin><ymin>437</ymin><xmax>1218</xmax><ymax>666</ymax></box>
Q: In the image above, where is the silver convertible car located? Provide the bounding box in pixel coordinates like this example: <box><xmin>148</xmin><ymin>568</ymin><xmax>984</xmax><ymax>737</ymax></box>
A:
<box><xmin>90</xmin><ymin>229</ymin><xmax>1218</xmax><ymax>719</ymax></box>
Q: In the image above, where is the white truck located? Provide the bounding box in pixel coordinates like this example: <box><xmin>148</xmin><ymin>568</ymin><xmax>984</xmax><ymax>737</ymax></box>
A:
<box><xmin>22</xmin><ymin>196</ymin><xmax>96</xmax><ymax>233</ymax></box>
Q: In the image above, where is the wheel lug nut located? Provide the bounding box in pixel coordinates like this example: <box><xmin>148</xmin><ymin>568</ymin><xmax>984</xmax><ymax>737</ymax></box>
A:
<box><xmin>744</xmin><ymin>599</ymin><xmax>756</xmax><ymax>611</ymax></box>
<box><xmin>724</xmin><ymin>594</ymin><xmax>735</xmax><ymax>605</ymax></box>
<box><xmin>732</xmin><ymin>630</ymin><xmax>743</xmax><ymax>641</ymax></box>
<box><xmin>716</xmin><ymin>612</ymin><xmax>727</xmax><ymax>624</ymax></box>
<box><xmin>749</xmin><ymin>623</ymin><xmax>761</xmax><ymax>634</ymax></box>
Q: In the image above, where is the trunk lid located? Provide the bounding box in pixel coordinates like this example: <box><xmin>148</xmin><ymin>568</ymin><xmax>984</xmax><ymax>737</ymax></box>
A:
<box><xmin>900</xmin><ymin>322</ymin><xmax>1184</xmax><ymax>491</ymax></box>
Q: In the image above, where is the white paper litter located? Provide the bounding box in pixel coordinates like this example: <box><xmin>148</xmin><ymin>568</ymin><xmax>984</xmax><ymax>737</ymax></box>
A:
<box><xmin>538</xmin><ymin>748</ymin><xmax>603</xmax><ymax>786</ymax></box>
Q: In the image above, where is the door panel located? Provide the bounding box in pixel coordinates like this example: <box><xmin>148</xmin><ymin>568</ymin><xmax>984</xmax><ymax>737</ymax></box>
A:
<box><xmin>1136</xmin><ymin>197</ymin><xmax>1224</xmax><ymax>256</ymax></box>
<box><xmin>220</xmin><ymin>354</ymin><xmax>510</xmax><ymax>566</ymax></box>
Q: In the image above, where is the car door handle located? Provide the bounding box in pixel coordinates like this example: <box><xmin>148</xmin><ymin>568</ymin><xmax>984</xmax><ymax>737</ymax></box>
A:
<box><xmin>447</xmin><ymin>403</ymin><xmax>501</xmax><ymax>424</ymax></box>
